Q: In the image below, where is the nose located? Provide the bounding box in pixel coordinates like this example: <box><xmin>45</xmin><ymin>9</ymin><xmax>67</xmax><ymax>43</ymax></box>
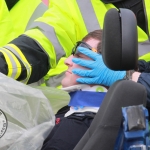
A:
<box><xmin>65</xmin><ymin>55</ymin><xmax>73</xmax><ymax>67</ymax></box>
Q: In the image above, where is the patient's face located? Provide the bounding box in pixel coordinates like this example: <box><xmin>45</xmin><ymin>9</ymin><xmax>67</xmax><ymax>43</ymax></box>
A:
<box><xmin>61</xmin><ymin>38</ymin><xmax>99</xmax><ymax>88</ymax></box>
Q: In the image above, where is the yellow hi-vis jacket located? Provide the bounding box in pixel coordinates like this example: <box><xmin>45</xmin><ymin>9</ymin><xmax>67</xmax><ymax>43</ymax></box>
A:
<box><xmin>10</xmin><ymin>0</ymin><xmax>49</xmax><ymax>39</ymax></box>
<box><xmin>138</xmin><ymin>0</ymin><xmax>150</xmax><ymax>61</ymax></box>
<box><xmin>0</xmin><ymin>0</ymin><xmax>49</xmax><ymax>46</ymax></box>
<box><xmin>0</xmin><ymin>0</ymin><xmax>15</xmax><ymax>46</ymax></box>
<box><xmin>1</xmin><ymin>0</ymin><xmax>150</xmax><ymax>87</ymax></box>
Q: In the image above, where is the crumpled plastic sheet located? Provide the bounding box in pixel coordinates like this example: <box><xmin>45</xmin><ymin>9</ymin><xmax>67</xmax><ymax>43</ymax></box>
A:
<box><xmin>0</xmin><ymin>73</ymin><xmax>70</xmax><ymax>150</ymax></box>
<box><xmin>33</xmin><ymin>86</ymin><xmax>70</xmax><ymax>114</ymax></box>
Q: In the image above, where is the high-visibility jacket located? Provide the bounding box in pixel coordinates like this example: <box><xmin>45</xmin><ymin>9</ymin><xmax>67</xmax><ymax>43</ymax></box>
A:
<box><xmin>0</xmin><ymin>0</ymin><xmax>15</xmax><ymax>46</ymax></box>
<box><xmin>0</xmin><ymin>0</ymin><xmax>49</xmax><ymax>47</ymax></box>
<box><xmin>1</xmin><ymin>0</ymin><xmax>150</xmax><ymax>87</ymax></box>
<box><xmin>138</xmin><ymin>0</ymin><xmax>150</xmax><ymax>61</ymax></box>
<box><xmin>10</xmin><ymin>0</ymin><xmax>49</xmax><ymax>39</ymax></box>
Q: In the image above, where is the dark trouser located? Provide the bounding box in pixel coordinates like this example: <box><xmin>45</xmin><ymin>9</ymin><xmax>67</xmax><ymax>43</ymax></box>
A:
<box><xmin>41</xmin><ymin>107</ymin><xmax>95</xmax><ymax>150</ymax></box>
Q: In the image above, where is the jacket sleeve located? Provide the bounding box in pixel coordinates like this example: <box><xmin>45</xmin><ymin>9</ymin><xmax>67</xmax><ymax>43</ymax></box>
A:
<box><xmin>137</xmin><ymin>60</ymin><xmax>150</xmax><ymax>109</ymax></box>
<box><xmin>138</xmin><ymin>59</ymin><xmax>150</xmax><ymax>73</ymax></box>
<box><xmin>0</xmin><ymin>35</ymin><xmax>49</xmax><ymax>84</ymax></box>
<box><xmin>138</xmin><ymin>73</ymin><xmax>150</xmax><ymax>107</ymax></box>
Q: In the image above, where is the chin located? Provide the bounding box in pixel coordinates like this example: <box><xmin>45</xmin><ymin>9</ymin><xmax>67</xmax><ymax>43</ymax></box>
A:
<box><xmin>61</xmin><ymin>79</ymin><xmax>69</xmax><ymax>88</ymax></box>
<box><xmin>61</xmin><ymin>81</ymin><xmax>78</xmax><ymax>88</ymax></box>
<box><xmin>61</xmin><ymin>77</ymin><xmax>79</xmax><ymax>88</ymax></box>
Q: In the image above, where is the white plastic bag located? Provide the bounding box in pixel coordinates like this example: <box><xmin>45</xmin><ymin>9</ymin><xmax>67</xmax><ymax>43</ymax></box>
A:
<box><xmin>33</xmin><ymin>86</ymin><xmax>70</xmax><ymax>114</ymax></box>
<box><xmin>0</xmin><ymin>73</ymin><xmax>56</xmax><ymax>150</ymax></box>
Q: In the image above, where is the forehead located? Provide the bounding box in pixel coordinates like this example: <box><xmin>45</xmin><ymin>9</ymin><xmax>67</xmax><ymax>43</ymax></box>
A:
<box><xmin>85</xmin><ymin>38</ymin><xmax>100</xmax><ymax>48</ymax></box>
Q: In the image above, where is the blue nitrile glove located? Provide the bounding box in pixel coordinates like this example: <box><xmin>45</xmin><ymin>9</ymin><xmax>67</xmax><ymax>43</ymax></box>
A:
<box><xmin>72</xmin><ymin>47</ymin><xmax>126</xmax><ymax>86</ymax></box>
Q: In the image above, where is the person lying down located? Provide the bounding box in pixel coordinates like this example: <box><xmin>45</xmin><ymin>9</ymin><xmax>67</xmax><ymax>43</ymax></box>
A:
<box><xmin>41</xmin><ymin>30</ymin><xmax>126</xmax><ymax>150</ymax></box>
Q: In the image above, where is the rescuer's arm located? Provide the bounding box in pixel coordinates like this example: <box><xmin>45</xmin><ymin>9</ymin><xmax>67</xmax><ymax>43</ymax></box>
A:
<box><xmin>0</xmin><ymin>35</ymin><xmax>49</xmax><ymax>84</ymax></box>
<box><xmin>137</xmin><ymin>73</ymin><xmax>150</xmax><ymax>109</ymax></box>
<box><xmin>132</xmin><ymin>60</ymin><xmax>150</xmax><ymax>108</ymax></box>
<box><xmin>0</xmin><ymin>0</ymin><xmax>87</xmax><ymax>84</ymax></box>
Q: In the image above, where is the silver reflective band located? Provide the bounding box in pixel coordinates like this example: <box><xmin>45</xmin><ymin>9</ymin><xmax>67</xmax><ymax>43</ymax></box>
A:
<box><xmin>77</xmin><ymin>0</ymin><xmax>100</xmax><ymax>32</ymax></box>
<box><xmin>4</xmin><ymin>46</ymin><xmax>31</xmax><ymax>84</ymax></box>
<box><xmin>138</xmin><ymin>40</ymin><xmax>150</xmax><ymax>57</ymax></box>
<box><xmin>28</xmin><ymin>21</ymin><xmax>66</xmax><ymax>63</ymax></box>
<box><xmin>0</xmin><ymin>48</ymin><xmax>18</xmax><ymax>79</ymax></box>
<box><xmin>26</xmin><ymin>2</ymin><xmax>48</xmax><ymax>31</ymax></box>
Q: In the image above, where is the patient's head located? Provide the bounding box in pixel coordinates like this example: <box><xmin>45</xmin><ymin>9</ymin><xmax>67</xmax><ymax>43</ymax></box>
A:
<box><xmin>61</xmin><ymin>30</ymin><xmax>102</xmax><ymax>87</ymax></box>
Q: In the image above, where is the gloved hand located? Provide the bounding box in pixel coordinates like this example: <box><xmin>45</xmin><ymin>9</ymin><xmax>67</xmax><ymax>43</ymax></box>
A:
<box><xmin>72</xmin><ymin>47</ymin><xmax>126</xmax><ymax>86</ymax></box>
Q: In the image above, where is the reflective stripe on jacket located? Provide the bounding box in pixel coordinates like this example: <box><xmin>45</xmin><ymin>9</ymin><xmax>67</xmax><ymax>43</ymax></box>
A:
<box><xmin>10</xmin><ymin>0</ymin><xmax>49</xmax><ymax>39</ymax></box>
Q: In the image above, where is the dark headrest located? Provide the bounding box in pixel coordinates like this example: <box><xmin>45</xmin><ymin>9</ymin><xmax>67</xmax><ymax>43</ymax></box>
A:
<box><xmin>102</xmin><ymin>8</ymin><xmax>138</xmax><ymax>70</ymax></box>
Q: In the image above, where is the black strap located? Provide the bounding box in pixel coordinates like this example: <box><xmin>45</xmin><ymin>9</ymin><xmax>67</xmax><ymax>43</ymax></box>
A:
<box><xmin>72</xmin><ymin>112</ymin><xmax>96</xmax><ymax>118</ymax></box>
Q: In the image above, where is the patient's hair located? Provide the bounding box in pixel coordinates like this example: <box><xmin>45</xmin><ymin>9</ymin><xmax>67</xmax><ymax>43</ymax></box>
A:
<box><xmin>82</xmin><ymin>30</ymin><xmax>103</xmax><ymax>53</ymax></box>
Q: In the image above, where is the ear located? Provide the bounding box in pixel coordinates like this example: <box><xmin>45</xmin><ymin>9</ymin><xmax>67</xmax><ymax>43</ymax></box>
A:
<box><xmin>102</xmin><ymin>8</ymin><xmax>138</xmax><ymax>70</ymax></box>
